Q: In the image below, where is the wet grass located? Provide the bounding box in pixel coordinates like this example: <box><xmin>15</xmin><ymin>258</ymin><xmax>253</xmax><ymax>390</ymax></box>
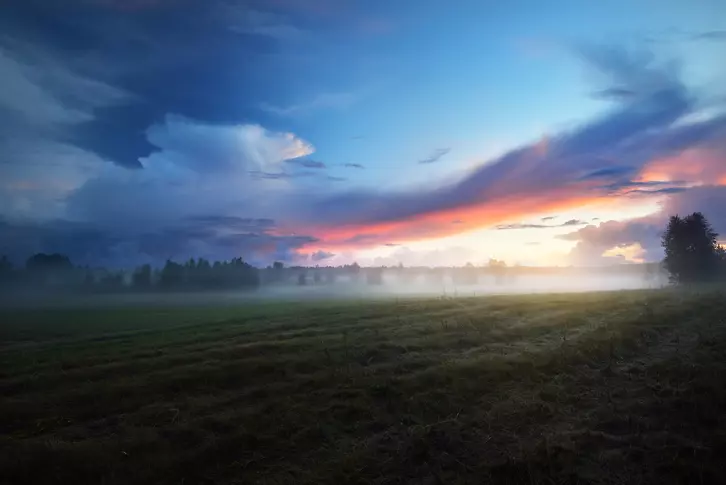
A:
<box><xmin>1</xmin><ymin>289</ymin><xmax>726</xmax><ymax>484</ymax></box>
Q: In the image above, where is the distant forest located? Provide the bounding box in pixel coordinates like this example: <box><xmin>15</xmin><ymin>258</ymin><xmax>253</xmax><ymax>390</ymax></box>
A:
<box><xmin>0</xmin><ymin>252</ymin><xmax>662</xmax><ymax>295</ymax></box>
<box><xmin>0</xmin><ymin>212</ymin><xmax>723</xmax><ymax>294</ymax></box>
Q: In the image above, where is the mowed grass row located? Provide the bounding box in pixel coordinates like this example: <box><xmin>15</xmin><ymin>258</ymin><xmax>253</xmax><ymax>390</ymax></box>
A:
<box><xmin>1</xmin><ymin>290</ymin><xmax>725</xmax><ymax>484</ymax></box>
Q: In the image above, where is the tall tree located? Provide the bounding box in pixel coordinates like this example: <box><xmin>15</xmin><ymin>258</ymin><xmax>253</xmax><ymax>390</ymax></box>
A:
<box><xmin>0</xmin><ymin>255</ymin><xmax>13</xmax><ymax>282</ymax></box>
<box><xmin>25</xmin><ymin>253</ymin><xmax>72</xmax><ymax>272</ymax></box>
<box><xmin>132</xmin><ymin>264</ymin><xmax>152</xmax><ymax>288</ymax></box>
<box><xmin>25</xmin><ymin>253</ymin><xmax>73</xmax><ymax>286</ymax></box>
<box><xmin>159</xmin><ymin>260</ymin><xmax>184</xmax><ymax>288</ymax></box>
<box><xmin>662</xmin><ymin>212</ymin><xmax>720</xmax><ymax>284</ymax></box>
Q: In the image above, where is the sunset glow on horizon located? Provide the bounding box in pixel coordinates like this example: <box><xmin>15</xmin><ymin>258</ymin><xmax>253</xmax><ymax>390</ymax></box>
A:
<box><xmin>0</xmin><ymin>0</ymin><xmax>724</xmax><ymax>268</ymax></box>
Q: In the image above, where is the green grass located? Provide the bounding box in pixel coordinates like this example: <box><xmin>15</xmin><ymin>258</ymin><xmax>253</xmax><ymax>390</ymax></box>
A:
<box><xmin>1</xmin><ymin>289</ymin><xmax>725</xmax><ymax>484</ymax></box>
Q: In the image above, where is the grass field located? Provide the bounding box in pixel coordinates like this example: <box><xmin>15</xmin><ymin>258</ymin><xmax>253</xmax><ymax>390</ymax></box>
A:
<box><xmin>2</xmin><ymin>290</ymin><xmax>725</xmax><ymax>484</ymax></box>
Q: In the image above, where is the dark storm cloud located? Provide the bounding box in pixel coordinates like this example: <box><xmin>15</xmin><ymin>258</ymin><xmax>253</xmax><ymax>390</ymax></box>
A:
<box><xmin>0</xmin><ymin>219</ymin><xmax>122</xmax><ymax>266</ymax></box>
<box><xmin>0</xmin><ymin>0</ymin><xmax>300</xmax><ymax>169</ymax></box>
<box><xmin>0</xmin><ymin>215</ymin><xmax>319</xmax><ymax>267</ymax></box>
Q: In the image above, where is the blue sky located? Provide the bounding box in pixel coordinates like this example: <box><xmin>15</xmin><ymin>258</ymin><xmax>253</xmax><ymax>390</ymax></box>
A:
<box><xmin>1</xmin><ymin>0</ymin><xmax>725</xmax><ymax>267</ymax></box>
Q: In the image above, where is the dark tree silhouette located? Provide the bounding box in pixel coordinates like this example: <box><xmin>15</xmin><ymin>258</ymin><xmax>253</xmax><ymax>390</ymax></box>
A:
<box><xmin>0</xmin><ymin>255</ymin><xmax>13</xmax><ymax>282</ymax></box>
<box><xmin>159</xmin><ymin>260</ymin><xmax>185</xmax><ymax>288</ymax></box>
<box><xmin>25</xmin><ymin>253</ymin><xmax>74</xmax><ymax>286</ymax></box>
<box><xmin>25</xmin><ymin>253</ymin><xmax>72</xmax><ymax>272</ymax></box>
<box><xmin>132</xmin><ymin>264</ymin><xmax>152</xmax><ymax>288</ymax></box>
<box><xmin>99</xmin><ymin>271</ymin><xmax>124</xmax><ymax>291</ymax></box>
<box><xmin>662</xmin><ymin>212</ymin><xmax>721</xmax><ymax>284</ymax></box>
<box><xmin>268</xmin><ymin>261</ymin><xmax>285</xmax><ymax>284</ymax></box>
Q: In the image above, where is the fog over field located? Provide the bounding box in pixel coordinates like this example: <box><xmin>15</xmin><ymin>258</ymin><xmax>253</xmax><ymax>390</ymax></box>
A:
<box><xmin>0</xmin><ymin>266</ymin><xmax>667</xmax><ymax>308</ymax></box>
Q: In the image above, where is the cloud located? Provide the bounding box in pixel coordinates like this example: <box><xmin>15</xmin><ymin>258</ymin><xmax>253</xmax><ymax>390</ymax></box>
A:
<box><xmin>144</xmin><ymin>115</ymin><xmax>313</xmax><ymax>173</ymax></box>
<box><xmin>326</xmin><ymin>176</ymin><xmax>347</xmax><ymax>182</ymax></box>
<box><xmin>591</xmin><ymin>87</ymin><xmax>638</xmax><ymax>100</ymax></box>
<box><xmin>496</xmin><ymin>219</ymin><xmax>587</xmax><ymax>230</ymax></box>
<box><xmin>249</xmin><ymin>171</ymin><xmax>316</xmax><ymax>180</ymax></box>
<box><xmin>0</xmin><ymin>216</ymin><xmax>318</xmax><ymax>268</ymax></box>
<box><xmin>4</xmin><ymin>36</ymin><xmax>726</xmax><ymax>266</ymax></box>
<box><xmin>0</xmin><ymin>44</ymin><xmax>129</xmax><ymax>127</ymax></box>
<box><xmin>559</xmin><ymin>184</ymin><xmax>726</xmax><ymax>265</ymax></box>
<box><xmin>344</xmin><ymin>163</ymin><xmax>365</xmax><ymax>169</ymax></box>
<box><xmin>580</xmin><ymin>166</ymin><xmax>636</xmax><ymax>180</ymax></box>
<box><xmin>639</xmin><ymin>146</ymin><xmax>726</xmax><ymax>186</ymax></box>
<box><xmin>418</xmin><ymin>147</ymin><xmax>451</xmax><ymax>164</ymax></box>
<box><xmin>0</xmin><ymin>140</ymin><xmax>105</xmax><ymax>221</ymax></box>
<box><xmin>496</xmin><ymin>224</ymin><xmax>552</xmax><ymax>230</ymax></box>
<box><xmin>260</xmin><ymin>92</ymin><xmax>358</xmax><ymax>117</ymax></box>
<box><xmin>541</xmin><ymin>216</ymin><xmax>556</xmax><ymax>221</ymax></box>
<box><xmin>64</xmin><ymin>115</ymin><xmax>314</xmax><ymax>230</ymax></box>
<box><xmin>691</xmin><ymin>31</ymin><xmax>726</xmax><ymax>41</ymax></box>
<box><xmin>1</xmin><ymin>0</ymin><xmax>327</xmax><ymax>170</ymax></box>
<box><xmin>310</xmin><ymin>250</ymin><xmax>335</xmax><ymax>262</ymax></box>
<box><xmin>558</xmin><ymin>220</ymin><xmax>663</xmax><ymax>266</ymax></box>
<box><xmin>0</xmin><ymin>40</ymin><xmax>131</xmax><ymax>219</ymax></box>
<box><xmin>286</xmin><ymin>158</ymin><xmax>326</xmax><ymax>169</ymax></box>
<box><xmin>84</xmin><ymin>0</ymin><xmax>176</xmax><ymax>10</ymax></box>
<box><xmin>283</xmin><ymin>46</ymin><xmax>726</xmax><ymax>250</ymax></box>
<box><xmin>1</xmin><ymin>116</ymin><xmax>322</xmax><ymax>266</ymax></box>
<box><xmin>224</xmin><ymin>7</ymin><xmax>308</xmax><ymax>41</ymax></box>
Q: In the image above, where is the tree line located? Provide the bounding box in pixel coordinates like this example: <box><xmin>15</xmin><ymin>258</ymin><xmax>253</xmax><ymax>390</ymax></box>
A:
<box><xmin>0</xmin><ymin>211</ymin><xmax>724</xmax><ymax>293</ymax></box>
<box><xmin>0</xmin><ymin>256</ymin><xmax>261</xmax><ymax>293</ymax></box>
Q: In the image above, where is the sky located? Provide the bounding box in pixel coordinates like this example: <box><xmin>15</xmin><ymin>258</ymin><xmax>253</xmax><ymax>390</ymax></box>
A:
<box><xmin>1</xmin><ymin>0</ymin><xmax>725</xmax><ymax>268</ymax></box>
